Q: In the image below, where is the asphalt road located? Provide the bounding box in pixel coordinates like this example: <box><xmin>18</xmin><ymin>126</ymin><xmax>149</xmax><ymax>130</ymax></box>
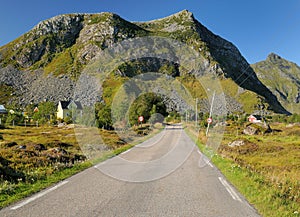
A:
<box><xmin>0</xmin><ymin>125</ymin><xmax>261</xmax><ymax>217</ymax></box>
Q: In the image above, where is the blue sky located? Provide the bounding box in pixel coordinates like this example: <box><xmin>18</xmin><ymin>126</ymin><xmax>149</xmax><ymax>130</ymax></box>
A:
<box><xmin>0</xmin><ymin>0</ymin><xmax>299</xmax><ymax>65</ymax></box>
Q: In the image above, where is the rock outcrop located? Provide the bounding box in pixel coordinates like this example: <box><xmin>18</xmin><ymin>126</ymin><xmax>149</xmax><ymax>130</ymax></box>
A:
<box><xmin>252</xmin><ymin>53</ymin><xmax>300</xmax><ymax>114</ymax></box>
<box><xmin>0</xmin><ymin>10</ymin><xmax>290</xmax><ymax>114</ymax></box>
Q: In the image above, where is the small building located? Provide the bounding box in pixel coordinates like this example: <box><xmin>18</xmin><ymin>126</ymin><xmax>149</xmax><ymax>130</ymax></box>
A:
<box><xmin>0</xmin><ymin>105</ymin><xmax>7</xmax><ymax>114</ymax></box>
<box><xmin>57</xmin><ymin>101</ymin><xmax>83</xmax><ymax>120</ymax></box>
<box><xmin>33</xmin><ymin>107</ymin><xmax>39</xmax><ymax>113</ymax></box>
<box><xmin>248</xmin><ymin>114</ymin><xmax>263</xmax><ymax>124</ymax></box>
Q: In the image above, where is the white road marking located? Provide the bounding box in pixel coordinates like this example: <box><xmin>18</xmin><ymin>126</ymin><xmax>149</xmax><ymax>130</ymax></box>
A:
<box><xmin>197</xmin><ymin>150</ymin><xmax>214</xmax><ymax>168</ymax></box>
<box><xmin>11</xmin><ymin>180</ymin><xmax>69</xmax><ymax>210</ymax></box>
<box><xmin>94</xmin><ymin>161</ymin><xmax>107</xmax><ymax>168</ymax></box>
<box><xmin>121</xmin><ymin>149</ymin><xmax>131</xmax><ymax>155</ymax></box>
<box><xmin>136</xmin><ymin>128</ymin><xmax>166</xmax><ymax>148</ymax></box>
<box><xmin>218</xmin><ymin>177</ymin><xmax>242</xmax><ymax>202</ymax></box>
<box><xmin>203</xmin><ymin>157</ymin><xmax>214</xmax><ymax>168</ymax></box>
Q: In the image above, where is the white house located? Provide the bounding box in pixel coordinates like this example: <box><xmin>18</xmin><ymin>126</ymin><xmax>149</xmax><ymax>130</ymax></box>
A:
<box><xmin>57</xmin><ymin>101</ymin><xmax>83</xmax><ymax>120</ymax></box>
<box><xmin>0</xmin><ymin>105</ymin><xmax>7</xmax><ymax>114</ymax></box>
<box><xmin>248</xmin><ymin>114</ymin><xmax>263</xmax><ymax>124</ymax></box>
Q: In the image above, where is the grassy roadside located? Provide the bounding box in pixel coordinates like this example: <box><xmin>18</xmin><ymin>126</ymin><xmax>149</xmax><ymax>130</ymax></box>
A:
<box><xmin>0</xmin><ymin>123</ymin><xmax>164</xmax><ymax>209</ymax></box>
<box><xmin>185</xmin><ymin>123</ymin><xmax>300</xmax><ymax>217</ymax></box>
<box><xmin>0</xmin><ymin>161</ymin><xmax>92</xmax><ymax>208</ymax></box>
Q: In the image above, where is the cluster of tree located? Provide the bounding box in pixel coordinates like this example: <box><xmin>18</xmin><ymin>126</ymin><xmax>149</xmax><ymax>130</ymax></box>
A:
<box><xmin>3</xmin><ymin>102</ymin><xmax>57</xmax><ymax>126</ymax></box>
<box><xmin>95</xmin><ymin>93</ymin><xmax>168</xmax><ymax>130</ymax></box>
<box><xmin>165</xmin><ymin>111</ymin><xmax>182</xmax><ymax>123</ymax></box>
<box><xmin>4</xmin><ymin>109</ymin><xmax>24</xmax><ymax>126</ymax></box>
<box><xmin>128</xmin><ymin>93</ymin><xmax>167</xmax><ymax>126</ymax></box>
<box><xmin>95</xmin><ymin>103</ymin><xmax>113</xmax><ymax>129</ymax></box>
<box><xmin>26</xmin><ymin>102</ymin><xmax>57</xmax><ymax>124</ymax></box>
<box><xmin>4</xmin><ymin>97</ymin><xmax>299</xmax><ymax>129</ymax></box>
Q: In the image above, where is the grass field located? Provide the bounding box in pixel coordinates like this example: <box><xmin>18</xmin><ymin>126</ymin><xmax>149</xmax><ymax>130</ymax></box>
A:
<box><xmin>1</xmin><ymin>121</ymin><xmax>299</xmax><ymax>216</ymax></box>
<box><xmin>0</xmin><ymin>123</ymin><xmax>163</xmax><ymax>208</ymax></box>
<box><xmin>190</xmin><ymin>121</ymin><xmax>300</xmax><ymax>217</ymax></box>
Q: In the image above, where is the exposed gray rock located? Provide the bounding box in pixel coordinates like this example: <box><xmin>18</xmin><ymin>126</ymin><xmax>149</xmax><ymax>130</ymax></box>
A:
<box><xmin>252</xmin><ymin>53</ymin><xmax>300</xmax><ymax>114</ymax></box>
<box><xmin>34</xmin><ymin>144</ymin><xmax>47</xmax><ymax>151</ymax></box>
<box><xmin>0</xmin><ymin>66</ymin><xmax>76</xmax><ymax>105</ymax></box>
<box><xmin>295</xmin><ymin>88</ymin><xmax>300</xmax><ymax>103</ymax></box>
<box><xmin>9</xmin><ymin>14</ymin><xmax>85</xmax><ymax>68</ymax></box>
<box><xmin>0</xmin><ymin>11</ymin><xmax>290</xmax><ymax>115</ymax></box>
<box><xmin>73</xmin><ymin>73</ymin><xmax>102</xmax><ymax>106</ymax></box>
<box><xmin>243</xmin><ymin>125</ymin><xmax>258</xmax><ymax>135</ymax></box>
<box><xmin>33</xmin><ymin>14</ymin><xmax>84</xmax><ymax>37</ymax></box>
<box><xmin>198</xmin><ymin>94</ymin><xmax>241</xmax><ymax>115</ymax></box>
<box><xmin>228</xmin><ymin>140</ymin><xmax>245</xmax><ymax>147</ymax></box>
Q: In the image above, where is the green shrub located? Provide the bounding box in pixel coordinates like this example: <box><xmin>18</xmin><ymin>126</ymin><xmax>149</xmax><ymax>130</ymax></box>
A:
<box><xmin>63</xmin><ymin>116</ymin><xmax>73</xmax><ymax>124</ymax></box>
<box><xmin>129</xmin><ymin>93</ymin><xmax>167</xmax><ymax>126</ymax></box>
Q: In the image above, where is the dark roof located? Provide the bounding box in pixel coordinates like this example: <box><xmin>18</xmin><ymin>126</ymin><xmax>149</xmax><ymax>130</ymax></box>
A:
<box><xmin>60</xmin><ymin>101</ymin><xmax>71</xmax><ymax>109</ymax></box>
<box><xmin>72</xmin><ymin>101</ymin><xmax>83</xmax><ymax>110</ymax></box>
<box><xmin>249</xmin><ymin>114</ymin><xmax>262</xmax><ymax>119</ymax></box>
<box><xmin>59</xmin><ymin>101</ymin><xmax>83</xmax><ymax>110</ymax></box>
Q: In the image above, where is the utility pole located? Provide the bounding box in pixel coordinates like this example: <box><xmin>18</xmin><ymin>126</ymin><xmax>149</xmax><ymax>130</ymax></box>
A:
<box><xmin>195</xmin><ymin>98</ymin><xmax>198</xmax><ymax>127</ymax></box>
<box><xmin>206</xmin><ymin>91</ymin><xmax>215</xmax><ymax>136</ymax></box>
<box><xmin>185</xmin><ymin>111</ymin><xmax>187</xmax><ymax>123</ymax></box>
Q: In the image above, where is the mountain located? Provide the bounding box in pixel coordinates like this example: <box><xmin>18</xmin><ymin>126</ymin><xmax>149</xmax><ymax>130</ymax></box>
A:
<box><xmin>0</xmin><ymin>10</ymin><xmax>289</xmax><ymax>114</ymax></box>
<box><xmin>252</xmin><ymin>53</ymin><xmax>300</xmax><ymax>114</ymax></box>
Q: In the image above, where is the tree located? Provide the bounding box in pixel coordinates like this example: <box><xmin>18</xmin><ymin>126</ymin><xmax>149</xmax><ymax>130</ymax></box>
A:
<box><xmin>5</xmin><ymin>111</ymin><xmax>24</xmax><ymax>126</ymax></box>
<box><xmin>32</xmin><ymin>102</ymin><xmax>56</xmax><ymax>124</ymax></box>
<box><xmin>4</xmin><ymin>104</ymin><xmax>24</xmax><ymax>126</ymax></box>
<box><xmin>96</xmin><ymin>103</ymin><xmax>113</xmax><ymax>130</ymax></box>
<box><xmin>165</xmin><ymin>110</ymin><xmax>181</xmax><ymax>123</ymax></box>
<box><xmin>129</xmin><ymin>93</ymin><xmax>167</xmax><ymax>126</ymax></box>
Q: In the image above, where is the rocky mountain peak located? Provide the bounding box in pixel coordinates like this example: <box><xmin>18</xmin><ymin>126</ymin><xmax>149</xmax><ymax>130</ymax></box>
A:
<box><xmin>33</xmin><ymin>14</ymin><xmax>85</xmax><ymax>36</ymax></box>
<box><xmin>136</xmin><ymin>9</ymin><xmax>196</xmax><ymax>33</ymax></box>
<box><xmin>252</xmin><ymin>53</ymin><xmax>300</xmax><ymax>113</ymax></box>
<box><xmin>267</xmin><ymin>53</ymin><xmax>282</xmax><ymax>62</ymax></box>
<box><xmin>146</xmin><ymin>9</ymin><xmax>194</xmax><ymax>23</ymax></box>
<box><xmin>0</xmin><ymin>11</ymin><xmax>290</xmax><ymax>114</ymax></box>
<box><xmin>168</xmin><ymin>9</ymin><xmax>195</xmax><ymax>21</ymax></box>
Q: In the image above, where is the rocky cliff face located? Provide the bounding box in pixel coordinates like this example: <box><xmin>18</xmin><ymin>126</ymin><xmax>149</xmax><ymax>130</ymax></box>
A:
<box><xmin>252</xmin><ymin>53</ymin><xmax>300</xmax><ymax>114</ymax></box>
<box><xmin>1</xmin><ymin>14</ymin><xmax>84</xmax><ymax>68</ymax></box>
<box><xmin>0</xmin><ymin>10</ymin><xmax>289</xmax><ymax>114</ymax></box>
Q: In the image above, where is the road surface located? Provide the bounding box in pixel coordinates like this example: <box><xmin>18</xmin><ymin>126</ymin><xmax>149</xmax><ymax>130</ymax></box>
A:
<box><xmin>0</xmin><ymin>125</ymin><xmax>261</xmax><ymax>217</ymax></box>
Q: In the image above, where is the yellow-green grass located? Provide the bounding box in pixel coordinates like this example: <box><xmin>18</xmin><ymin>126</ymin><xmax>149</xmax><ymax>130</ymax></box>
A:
<box><xmin>186</xmin><ymin>122</ymin><xmax>300</xmax><ymax>217</ymax></box>
<box><xmin>0</xmin><ymin>123</ymin><xmax>164</xmax><ymax>209</ymax></box>
<box><xmin>0</xmin><ymin>160</ymin><xmax>92</xmax><ymax>209</ymax></box>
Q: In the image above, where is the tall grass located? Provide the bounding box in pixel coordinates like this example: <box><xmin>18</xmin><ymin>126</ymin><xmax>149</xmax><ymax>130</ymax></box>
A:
<box><xmin>0</xmin><ymin>124</ymin><xmax>164</xmax><ymax>208</ymax></box>
<box><xmin>186</xmin><ymin>122</ymin><xmax>300</xmax><ymax>217</ymax></box>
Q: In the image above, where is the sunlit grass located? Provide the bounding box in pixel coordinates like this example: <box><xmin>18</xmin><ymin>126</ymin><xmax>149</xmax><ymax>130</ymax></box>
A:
<box><xmin>186</xmin><ymin>121</ymin><xmax>300</xmax><ymax>217</ymax></box>
<box><xmin>0</xmin><ymin>124</ymin><xmax>164</xmax><ymax>208</ymax></box>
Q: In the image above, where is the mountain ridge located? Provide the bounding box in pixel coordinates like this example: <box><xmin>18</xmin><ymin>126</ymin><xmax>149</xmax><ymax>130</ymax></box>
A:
<box><xmin>0</xmin><ymin>10</ymin><xmax>290</xmax><ymax>114</ymax></box>
<box><xmin>252</xmin><ymin>53</ymin><xmax>300</xmax><ymax>114</ymax></box>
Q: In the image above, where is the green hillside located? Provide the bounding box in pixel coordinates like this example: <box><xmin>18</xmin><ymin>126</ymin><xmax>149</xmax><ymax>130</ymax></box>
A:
<box><xmin>0</xmin><ymin>10</ymin><xmax>289</xmax><ymax>115</ymax></box>
<box><xmin>252</xmin><ymin>53</ymin><xmax>300</xmax><ymax>114</ymax></box>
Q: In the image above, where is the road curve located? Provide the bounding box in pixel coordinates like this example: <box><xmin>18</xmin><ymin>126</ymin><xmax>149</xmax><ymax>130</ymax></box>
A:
<box><xmin>0</xmin><ymin>125</ymin><xmax>261</xmax><ymax>217</ymax></box>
